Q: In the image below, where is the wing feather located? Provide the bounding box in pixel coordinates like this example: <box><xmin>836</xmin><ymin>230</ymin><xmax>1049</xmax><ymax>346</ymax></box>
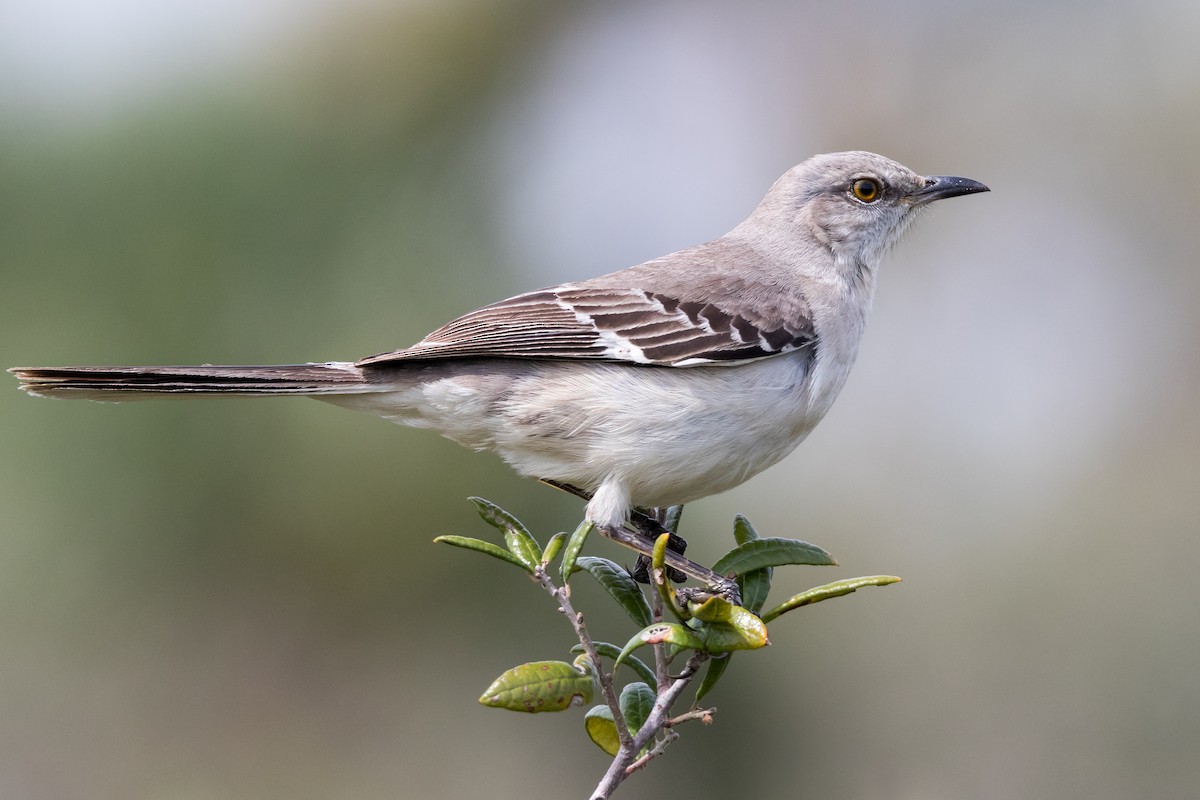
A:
<box><xmin>357</xmin><ymin>271</ymin><xmax>815</xmax><ymax>368</ymax></box>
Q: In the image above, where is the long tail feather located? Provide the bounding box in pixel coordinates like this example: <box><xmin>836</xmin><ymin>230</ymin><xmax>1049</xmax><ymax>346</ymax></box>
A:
<box><xmin>9</xmin><ymin>362</ymin><xmax>374</xmax><ymax>401</ymax></box>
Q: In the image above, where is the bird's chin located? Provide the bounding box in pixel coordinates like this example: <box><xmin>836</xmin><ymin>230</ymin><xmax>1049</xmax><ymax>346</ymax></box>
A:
<box><xmin>895</xmin><ymin>206</ymin><xmax>925</xmax><ymax>238</ymax></box>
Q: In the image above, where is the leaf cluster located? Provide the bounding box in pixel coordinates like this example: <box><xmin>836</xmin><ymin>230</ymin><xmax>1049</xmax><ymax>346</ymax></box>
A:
<box><xmin>435</xmin><ymin>498</ymin><xmax>899</xmax><ymax>797</ymax></box>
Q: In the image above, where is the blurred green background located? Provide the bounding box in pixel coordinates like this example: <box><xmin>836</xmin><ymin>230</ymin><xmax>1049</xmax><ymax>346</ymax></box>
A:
<box><xmin>3</xmin><ymin>1</ymin><xmax>1198</xmax><ymax>797</ymax></box>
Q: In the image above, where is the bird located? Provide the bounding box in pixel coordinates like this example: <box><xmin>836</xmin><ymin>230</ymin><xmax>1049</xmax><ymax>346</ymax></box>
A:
<box><xmin>11</xmin><ymin>151</ymin><xmax>987</xmax><ymax>574</ymax></box>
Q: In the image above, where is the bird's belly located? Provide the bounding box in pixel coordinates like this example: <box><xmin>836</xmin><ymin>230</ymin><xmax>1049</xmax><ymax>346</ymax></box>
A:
<box><xmin>489</xmin><ymin>352</ymin><xmax>823</xmax><ymax>506</ymax></box>
<box><xmin>331</xmin><ymin>350</ymin><xmax>839</xmax><ymax>517</ymax></box>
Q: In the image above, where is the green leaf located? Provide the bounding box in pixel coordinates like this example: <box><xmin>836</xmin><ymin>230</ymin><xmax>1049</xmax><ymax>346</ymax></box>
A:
<box><xmin>731</xmin><ymin>515</ymin><xmax>772</xmax><ymax>611</ymax></box>
<box><xmin>687</xmin><ymin>599</ymin><xmax>769</xmax><ymax>653</ymax></box>
<box><xmin>662</xmin><ymin>505</ymin><xmax>684</xmax><ymax>534</ymax></box>
<box><xmin>571</xmin><ymin>642</ymin><xmax>657</xmax><ymax>689</ymax></box>
<box><xmin>616</xmin><ymin>623</ymin><xmax>705</xmax><ymax>669</ymax></box>
<box><xmin>433</xmin><ymin>535</ymin><xmax>533</xmax><ymax>574</ymax></box>
<box><xmin>695</xmin><ymin>653</ymin><xmax>732</xmax><ymax>705</ymax></box>
<box><xmin>651</xmin><ymin>531</ymin><xmax>670</xmax><ymax>571</ymax></box>
<box><xmin>650</xmin><ymin>533</ymin><xmax>686</xmax><ymax>621</ymax></box>
<box><xmin>478</xmin><ymin>659</ymin><xmax>595</xmax><ymax>713</ymax></box>
<box><xmin>469</xmin><ymin>497</ymin><xmax>540</xmax><ymax>569</ymax></box>
<box><xmin>573</xmin><ymin>652</ymin><xmax>599</xmax><ymax>684</ymax></box>
<box><xmin>711</xmin><ymin>537</ymin><xmax>838</xmax><ymax>576</ymax></box>
<box><xmin>468</xmin><ymin>496</ymin><xmax>531</xmax><ymax>538</ymax></box>
<box><xmin>560</xmin><ymin>520</ymin><xmax>594</xmax><ymax>584</ymax></box>
<box><xmin>738</xmin><ymin>568</ymin><xmax>772</xmax><ymax>614</ymax></box>
<box><xmin>541</xmin><ymin>531</ymin><xmax>566</xmax><ymax>567</ymax></box>
<box><xmin>620</xmin><ymin>682</ymin><xmax>656</xmax><ymax>738</ymax></box>
<box><xmin>695</xmin><ymin>619</ymin><xmax>769</xmax><ymax>653</ymax></box>
<box><xmin>585</xmin><ymin>705</ymin><xmax>620</xmax><ymax>756</ymax></box>
<box><xmin>686</xmin><ymin>595</ymin><xmax>744</xmax><ymax>624</ymax></box>
<box><xmin>761</xmin><ymin>575</ymin><xmax>902</xmax><ymax>623</ymax></box>
<box><xmin>732</xmin><ymin>514</ymin><xmax>760</xmax><ymax>545</ymax></box>
<box><xmin>575</xmin><ymin>556</ymin><xmax>653</xmax><ymax>627</ymax></box>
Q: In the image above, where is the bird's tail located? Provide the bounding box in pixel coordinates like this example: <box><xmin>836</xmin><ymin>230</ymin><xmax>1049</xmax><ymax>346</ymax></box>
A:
<box><xmin>9</xmin><ymin>362</ymin><xmax>377</xmax><ymax>401</ymax></box>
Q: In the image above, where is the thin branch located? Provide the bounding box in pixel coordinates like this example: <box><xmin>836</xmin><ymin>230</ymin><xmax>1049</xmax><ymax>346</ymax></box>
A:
<box><xmin>629</xmin><ymin>652</ymin><xmax>706</xmax><ymax>752</ymax></box>
<box><xmin>623</xmin><ymin>728</ymin><xmax>678</xmax><ymax>776</ymax></box>
<box><xmin>533</xmin><ymin>567</ymin><xmax>633</xmax><ymax>748</ymax></box>
<box><xmin>534</xmin><ymin>531</ymin><xmax>713</xmax><ymax>800</ymax></box>
<box><xmin>649</xmin><ymin>579</ymin><xmax>671</xmax><ymax>691</ymax></box>
<box><xmin>590</xmin><ymin>652</ymin><xmax>708</xmax><ymax>799</ymax></box>
<box><xmin>665</xmin><ymin>706</ymin><xmax>715</xmax><ymax>727</ymax></box>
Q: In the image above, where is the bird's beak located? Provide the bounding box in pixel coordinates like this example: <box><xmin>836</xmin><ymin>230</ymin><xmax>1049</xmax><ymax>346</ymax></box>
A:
<box><xmin>909</xmin><ymin>175</ymin><xmax>990</xmax><ymax>206</ymax></box>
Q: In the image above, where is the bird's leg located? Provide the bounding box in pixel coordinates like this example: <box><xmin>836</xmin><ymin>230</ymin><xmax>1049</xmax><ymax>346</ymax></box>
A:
<box><xmin>595</xmin><ymin>522</ymin><xmax>739</xmax><ymax>602</ymax></box>
<box><xmin>540</xmin><ymin>479</ymin><xmax>739</xmax><ymax>601</ymax></box>
<box><xmin>627</xmin><ymin>509</ymin><xmax>688</xmax><ymax>585</ymax></box>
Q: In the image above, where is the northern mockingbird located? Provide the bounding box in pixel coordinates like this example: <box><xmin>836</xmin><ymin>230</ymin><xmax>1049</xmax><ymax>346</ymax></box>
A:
<box><xmin>12</xmin><ymin>151</ymin><xmax>987</xmax><ymax>575</ymax></box>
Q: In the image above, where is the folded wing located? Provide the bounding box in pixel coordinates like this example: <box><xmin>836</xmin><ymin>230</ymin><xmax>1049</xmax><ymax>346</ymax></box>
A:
<box><xmin>359</xmin><ymin>285</ymin><xmax>815</xmax><ymax>368</ymax></box>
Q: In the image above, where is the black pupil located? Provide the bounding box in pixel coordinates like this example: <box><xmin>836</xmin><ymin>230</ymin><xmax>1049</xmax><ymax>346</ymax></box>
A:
<box><xmin>856</xmin><ymin>180</ymin><xmax>877</xmax><ymax>199</ymax></box>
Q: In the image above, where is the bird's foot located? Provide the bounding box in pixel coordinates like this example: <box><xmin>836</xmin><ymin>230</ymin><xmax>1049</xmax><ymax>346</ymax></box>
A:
<box><xmin>539</xmin><ymin>479</ymin><xmax>740</xmax><ymax>603</ymax></box>
<box><xmin>627</xmin><ymin>509</ymin><xmax>689</xmax><ymax>584</ymax></box>
<box><xmin>602</xmin><ymin>521</ymin><xmax>739</xmax><ymax>605</ymax></box>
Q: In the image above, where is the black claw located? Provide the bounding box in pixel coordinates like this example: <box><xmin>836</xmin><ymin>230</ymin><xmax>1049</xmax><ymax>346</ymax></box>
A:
<box><xmin>540</xmin><ymin>488</ymin><xmax>732</xmax><ymax>598</ymax></box>
<box><xmin>631</xmin><ymin>555</ymin><xmax>650</xmax><ymax>584</ymax></box>
<box><xmin>630</xmin><ymin>509</ymin><xmax>688</xmax><ymax>553</ymax></box>
<box><xmin>630</xmin><ymin>553</ymin><xmax>690</xmax><ymax>585</ymax></box>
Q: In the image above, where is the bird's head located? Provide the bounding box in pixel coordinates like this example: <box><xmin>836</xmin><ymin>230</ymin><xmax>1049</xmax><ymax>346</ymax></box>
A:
<box><xmin>756</xmin><ymin>151</ymin><xmax>989</xmax><ymax>274</ymax></box>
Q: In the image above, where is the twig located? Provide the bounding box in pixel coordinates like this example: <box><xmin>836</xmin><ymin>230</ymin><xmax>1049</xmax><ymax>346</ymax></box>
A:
<box><xmin>590</xmin><ymin>652</ymin><xmax>708</xmax><ymax>799</ymax></box>
<box><xmin>665</xmin><ymin>706</ymin><xmax>715</xmax><ymax>727</ymax></box>
<box><xmin>623</xmin><ymin>728</ymin><xmax>678</xmax><ymax>776</ymax></box>
<box><xmin>649</xmin><ymin>577</ymin><xmax>671</xmax><ymax>694</ymax></box>
<box><xmin>533</xmin><ymin>567</ymin><xmax>633</xmax><ymax>748</ymax></box>
<box><xmin>535</xmin><ymin>553</ymin><xmax>713</xmax><ymax>799</ymax></box>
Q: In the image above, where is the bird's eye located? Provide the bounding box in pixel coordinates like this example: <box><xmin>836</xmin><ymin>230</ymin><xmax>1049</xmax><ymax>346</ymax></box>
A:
<box><xmin>851</xmin><ymin>178</ymin><xmax>882</xmax><ymax>203</ymax></box>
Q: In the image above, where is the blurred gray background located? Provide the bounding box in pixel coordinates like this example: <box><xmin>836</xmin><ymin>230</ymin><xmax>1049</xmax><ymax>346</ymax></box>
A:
<box><xmin>2</xmin><ymin>1</ymin><xmax>1198</xmax><ymax>798</ymax></box>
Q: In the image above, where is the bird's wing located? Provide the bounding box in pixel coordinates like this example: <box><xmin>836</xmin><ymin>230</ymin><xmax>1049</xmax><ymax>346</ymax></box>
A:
<box><xmin>357</xmin><ymin>284</ymin><xmax>815</xmax><ymax>368</ymax></box>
